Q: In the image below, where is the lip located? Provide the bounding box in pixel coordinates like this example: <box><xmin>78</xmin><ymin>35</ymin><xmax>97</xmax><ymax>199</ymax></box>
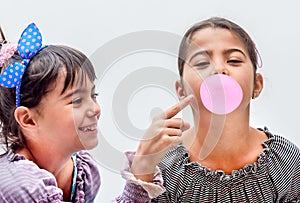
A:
<box><xmin>79</xmin><ymin>122</ymin><xmax>98</xmax><ymax>129</ymax></box>
<box><xmin>78</xmin><ymin>123</ymin><xmax>98</xmax><ymax>135</ymax></box>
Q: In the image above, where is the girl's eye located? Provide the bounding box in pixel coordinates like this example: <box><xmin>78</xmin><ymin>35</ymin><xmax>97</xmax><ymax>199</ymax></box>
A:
<box><xmin>72</xmin><ymin>98</ymin><xmax>82</xmax><ymax>105</ymax></box>
<box><xmin>228</xmin><ymin>59</ymin><xmax>242</xmax><ymax>65</ymax></box>
<box><xmin>91</xmin><ymin>93</ymin><xmax>99</xmax><ymax>100</ymax></box>
<box><xmin>194</xmin><ymin>61</ymin><xmax>210</xmax><ymax>69</ymax></box>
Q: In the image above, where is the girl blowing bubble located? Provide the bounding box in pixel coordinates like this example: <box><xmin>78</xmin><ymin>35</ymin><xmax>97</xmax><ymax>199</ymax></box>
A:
<box><xmin>0</xmin><ymin>23</ymin><xmax>101</xmax><ymax>202</ymax></box>
<box><xmin>116</xmin><ymin>17</ymin><xmax>300</xmax><ymax>202</ymax></box>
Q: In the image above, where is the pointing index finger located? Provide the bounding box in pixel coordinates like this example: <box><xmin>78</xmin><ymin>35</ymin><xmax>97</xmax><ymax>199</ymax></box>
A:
<box><xmin>162</xmin><ymin>95</ymin><xmax>194</xmax><ymax>119</ymax></box>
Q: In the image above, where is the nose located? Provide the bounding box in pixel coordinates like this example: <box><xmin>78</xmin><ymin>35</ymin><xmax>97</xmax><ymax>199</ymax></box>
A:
<box><xmin>212</xmin><ymin>63</ymin><xmax>229</xmax><ymax>75</ymax></box>
<box><xmin>87</xmin><ymin>100</ymin><xmax>101</xmax><ymax>119</ymax></box>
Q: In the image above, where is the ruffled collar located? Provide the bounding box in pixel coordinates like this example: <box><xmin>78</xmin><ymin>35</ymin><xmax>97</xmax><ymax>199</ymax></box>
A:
<box><xmin>73</xmin><ymin>152</ymin><xmax>87</xmax><ymax>203</ymax></box>
<box><xmin>6</xmin><ymin>148</ymin><xmax>26</xmax><ymax>162</ymax></box>
<box><xmin>180</xmin><ymin>127</ymin><xmax>274</xmax><ymax>182</ymax></box>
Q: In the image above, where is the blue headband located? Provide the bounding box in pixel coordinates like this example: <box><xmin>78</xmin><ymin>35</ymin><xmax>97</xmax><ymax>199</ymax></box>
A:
<box><xmin>0</xmin><ymin>23</ymin><xmax>43</xmax><ymax>107</ymax></box>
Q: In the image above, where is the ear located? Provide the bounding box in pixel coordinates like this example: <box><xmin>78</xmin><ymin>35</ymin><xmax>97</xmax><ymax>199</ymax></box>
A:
<box><xmin>252</xmin><ymin>73</ymin><xmax>263</xmax><ymax>99</ymax></box>
<box><xmin>14</xmin><ymin>106</ymin><xmax>38</xmax><ymax>131</ymax></box>
<box><xmin>176</xmin><ymin>79</ymin><xmax>185</xmax><ymax>100</ymax></box>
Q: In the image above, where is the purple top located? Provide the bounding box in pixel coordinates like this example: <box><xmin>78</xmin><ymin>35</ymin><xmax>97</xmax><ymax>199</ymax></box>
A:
<box><xmin>0</xmin><ymin>149</ymin><xmax>100</xmax><ymax>202</ymax></box>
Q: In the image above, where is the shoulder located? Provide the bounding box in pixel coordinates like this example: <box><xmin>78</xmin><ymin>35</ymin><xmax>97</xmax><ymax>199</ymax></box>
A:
<box><xmin>76</xmin><ymin>150</ymin><xmax>101</xmax><ymax>180</ymax></box>
<box><xmin>262</xmin><ymin>127</ymin><xmax>300</xmax><ymax>199</ymax></box>
<box><xmin>158</xmin><ymin>145</ymin><xmax>188</xmax><ymax>171</ymax></box>
<box><xmin>74</xmin><ymin>150</ymin><xmax>101</xmax><ymax>202</ymax></box>
<box><xmin>0</xmin><ymin>150</ymin><xmax>63</xmax><ymax>202</ymax></box>
<box><xmin>264</xmin><ymin>128</ymin><xmax>300</xmax><ymax>168</ymax></box>
<box><xmin>76</xmin><ymin>150</ymin><xmax>99</xmax><ymax>168</ymax></box>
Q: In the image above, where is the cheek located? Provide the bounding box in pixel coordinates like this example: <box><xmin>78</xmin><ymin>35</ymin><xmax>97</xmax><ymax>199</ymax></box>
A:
<box><xmin>182</xmin><ymin>65</ymin><xmax>213</xmax><ymax>96</ymax></box>
<box><xmin>182</xmin><ymin>74</ymin><xmax>201</xmax><ymax>96</ymax></box>
<box><xmin>182</xmin><ymin>71</ymin><xmax>205</xmax><ymax>110</ymax></box>
<box><xmin>71</xmin><ymin>109</ymin><xmax>86</xmax><ymax>126</ymax></box>
<box><xmin>236</xmin><ymin>73</ymin><xmax>255</xmax><ymax>100</ymax></box>
<box><xmin>58</xmin><ymin>113</ymin><xmax>77</xmax><ymax>131</ymax></box>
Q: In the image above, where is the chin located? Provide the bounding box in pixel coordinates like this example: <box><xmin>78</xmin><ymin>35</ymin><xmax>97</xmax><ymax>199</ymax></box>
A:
<box><xmin>79</xmin><ymin>136</ymin><xmax>99</xmax><ymax>150</ymax></box>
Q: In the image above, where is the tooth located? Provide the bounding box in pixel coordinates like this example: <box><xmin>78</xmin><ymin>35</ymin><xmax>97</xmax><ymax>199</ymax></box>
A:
<box><xmin>79</xmin><ymin>125</ymin><xmax>97</xmax><ymax>132</ymax></box>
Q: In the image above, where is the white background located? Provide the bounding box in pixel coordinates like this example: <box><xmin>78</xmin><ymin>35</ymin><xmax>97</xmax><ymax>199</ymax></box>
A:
<box><xmin>1</xmin><ymin>1</ymin><xmax>300</xmax><ymax>202</ymax></box>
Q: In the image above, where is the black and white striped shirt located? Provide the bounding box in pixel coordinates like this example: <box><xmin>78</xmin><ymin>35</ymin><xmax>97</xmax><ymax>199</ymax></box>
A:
<box><xmin>152</xmin><ymin>127</ymin><xmax>300</xmax><ymax>202</ymax></box>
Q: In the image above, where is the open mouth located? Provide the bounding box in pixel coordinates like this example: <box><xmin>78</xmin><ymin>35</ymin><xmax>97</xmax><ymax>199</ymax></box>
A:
<box><xmin>78</xmin><ymin>124</ymin><xmax>97</xmax><ymax>132</ymax></box>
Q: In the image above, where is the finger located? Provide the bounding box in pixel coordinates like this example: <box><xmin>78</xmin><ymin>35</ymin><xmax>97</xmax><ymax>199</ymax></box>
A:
<box><xmin>163</xmin><ymin>118</ymin><xmax>183</xmax><ymax>128</ymax></box>
<box><xmin>159</xmin><ymin>134</ymin><xmax>183</xmax><ymax>148</ymax></box>
<box><xmin>164</xmin><ymin>118</ymin><xmax>190</xmax><ymax>131</ymax></box>
<box><xmin>160</xmin><ymin>128</ymin><xmax>182</xmax><ymax>136</ymax></box>
<box><xmin>161</xmin><ymin>95</ymin><xmax>194</xmax><ymax>119</ymax></box>
<box><xmin>181</xmin><ymin>121</ymin><xmax>190</xmax><ymax>131</ymax></box>
<box><xmin>168</xmin><ymin>135</ymin><xmax>183</xmax><ymax>148</ymax></box>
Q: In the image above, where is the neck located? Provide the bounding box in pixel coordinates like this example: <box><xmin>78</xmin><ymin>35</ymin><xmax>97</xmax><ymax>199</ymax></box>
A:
<box><xmin>186</xmin><ymin>109</ymin><xmax>267</xmax><ymax>174</ymax></box>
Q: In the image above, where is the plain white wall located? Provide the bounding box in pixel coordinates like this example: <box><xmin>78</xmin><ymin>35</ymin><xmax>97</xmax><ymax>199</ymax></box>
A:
<box><xmin>1</xmin><ymin>1</ymin><xmax>300</xmax><ymax>202</ymax></box>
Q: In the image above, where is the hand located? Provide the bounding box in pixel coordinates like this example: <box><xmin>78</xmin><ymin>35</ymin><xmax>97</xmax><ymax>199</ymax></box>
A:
<box><xmin>131</xmin><ymin>95</ymin><xmax>194</xmax><ymax>182</ymax></box>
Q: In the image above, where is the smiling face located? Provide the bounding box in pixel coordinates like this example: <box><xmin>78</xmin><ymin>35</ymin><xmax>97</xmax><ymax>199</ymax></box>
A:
<box><xmin>34</xmin><ymin>69</ymin><xmax>100</xmax><ymax>154</ymax></box>
<box><xmin>177</xmin><ymin>27</ymin><xmax>262</xmax><ymax>116</ymax></box>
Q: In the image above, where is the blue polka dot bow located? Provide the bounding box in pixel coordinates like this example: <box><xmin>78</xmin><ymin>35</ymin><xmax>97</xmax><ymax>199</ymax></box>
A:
<box><xmin>0</xmin><ymin>23</ymin><xmax>43</xmax><ymax>107</ymax></box>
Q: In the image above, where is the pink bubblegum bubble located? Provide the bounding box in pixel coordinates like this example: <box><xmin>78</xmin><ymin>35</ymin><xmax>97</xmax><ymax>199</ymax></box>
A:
<box><xmin>200</xmin><ymin>74</ymin><xmax>243</xmax><ymax>115</ymax></box>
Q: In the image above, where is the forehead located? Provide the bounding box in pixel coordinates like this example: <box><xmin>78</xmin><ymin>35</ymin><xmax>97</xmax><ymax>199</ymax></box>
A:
<box><xmin>57</xmin><ymin>69</ymin><xmax>92</xmax><ymax>92</ymax></box>
<box><xmin>186</xmin><ymin>27</ymin><xmax>247</xmax><ymax>56</ymax></box>
<box><xmin>37</xmin><ymin>70</ymin><xmax>92</xmax><ymax>105</ymax></box>
<box><xmin>45</xmin><ymin>68</ymin><xmax>91</xmax><ymax>98</ymax></box>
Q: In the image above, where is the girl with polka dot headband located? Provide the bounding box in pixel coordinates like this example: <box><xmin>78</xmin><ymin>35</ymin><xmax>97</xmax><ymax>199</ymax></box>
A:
<box><xmin>0</xmin><ymin>23</ymin><xmax>101</xmax><ymax>202</ymax></box>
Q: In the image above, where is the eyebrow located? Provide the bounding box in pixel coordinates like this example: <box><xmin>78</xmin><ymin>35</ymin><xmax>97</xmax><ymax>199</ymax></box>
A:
<box><xmin>62</xmin><ymin>85</ymin><xmax>95</xmax><ymax>99</ymax></box>
<box><xmin>188</xmin><ymin>50</ymin><xmax>209</xmax><ymax>63</ymax></box>
<box><xmin>188</xmin><ymin>48</ymin><xmax>246</xmax><ymax>63</ymax></box>
<box><xmin>223</xmin><ymin>48</ymin><xmax>246</xmax><ymax>57</ymax></box>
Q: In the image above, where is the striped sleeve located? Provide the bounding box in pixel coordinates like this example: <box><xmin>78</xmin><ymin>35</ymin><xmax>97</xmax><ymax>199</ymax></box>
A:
<box><xmin>268</xmin><ymin>134</ymin><xmax>300</xmax><ymax>202</ymax></box>
<box><xmin>289</xmin><ymin>161</ymin><xmax>300</xmax><ymax>202</ymax></box>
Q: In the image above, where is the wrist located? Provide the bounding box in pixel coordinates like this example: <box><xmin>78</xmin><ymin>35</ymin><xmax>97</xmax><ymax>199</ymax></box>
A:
<box><xmin>131</xmin><ymin>156</ymin><xmax>156</xmax><ymax>182</ymax></box>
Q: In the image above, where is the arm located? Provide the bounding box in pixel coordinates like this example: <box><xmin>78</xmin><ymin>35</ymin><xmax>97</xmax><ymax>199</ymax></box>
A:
<box><xmin>287</xmin><ymin>152</ymin><xmax>300</xmax><ymax>202</ymax></box>
<box><xmin>113</xmin><ymin>152</ymin><xmax>165</xmax><ymax>203</ymax></box>
<box><xmin>132</xmin><ymin>95</ymin><xmax>193</xmax><ymax>181</ymax></box>
<box><xmin>114</xmin><ymin>95</ymin><xmax>194</xmax><ymax>202</ymax></box>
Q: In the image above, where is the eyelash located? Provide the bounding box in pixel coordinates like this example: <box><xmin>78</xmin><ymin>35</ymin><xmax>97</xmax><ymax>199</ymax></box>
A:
<box><xmin>92</xmin><ymin>93</ymin><xmax>99</xmax><ymax>100</ymax></box>
<box><xmin>193</xmin><ymin>59</ymin><xmax>243</xmax><ymax>71</ymax></box>
<box><xmin>72</xmin><ymin>93</ymin><xmax>99</xmax><ymax>105</ymax></box>
<box><xmin>72</xmin><ymin>97</ymin><xmax>82</xmax><ymax>105</ymax></box>
<box><xmin>194</xmin><ymin>61</ymin><xmax>210</xmax><ymax>69</ymax></box>
<box><xmin>228</xmin><ymin>59</ymin><xmax>242</xmax><ymax>65</ymax></box>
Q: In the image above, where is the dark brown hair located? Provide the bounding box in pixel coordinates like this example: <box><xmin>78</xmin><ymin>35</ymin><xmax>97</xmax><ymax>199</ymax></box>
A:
<box><xmin>0</xmin><ymin>45</ymin><xmax>96</xmax><ymax>150</ymax></box>
<box><xmin>178</xmin><ymin>17</ymin><xmax>261</xmax><ymax>76</ymax></box>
